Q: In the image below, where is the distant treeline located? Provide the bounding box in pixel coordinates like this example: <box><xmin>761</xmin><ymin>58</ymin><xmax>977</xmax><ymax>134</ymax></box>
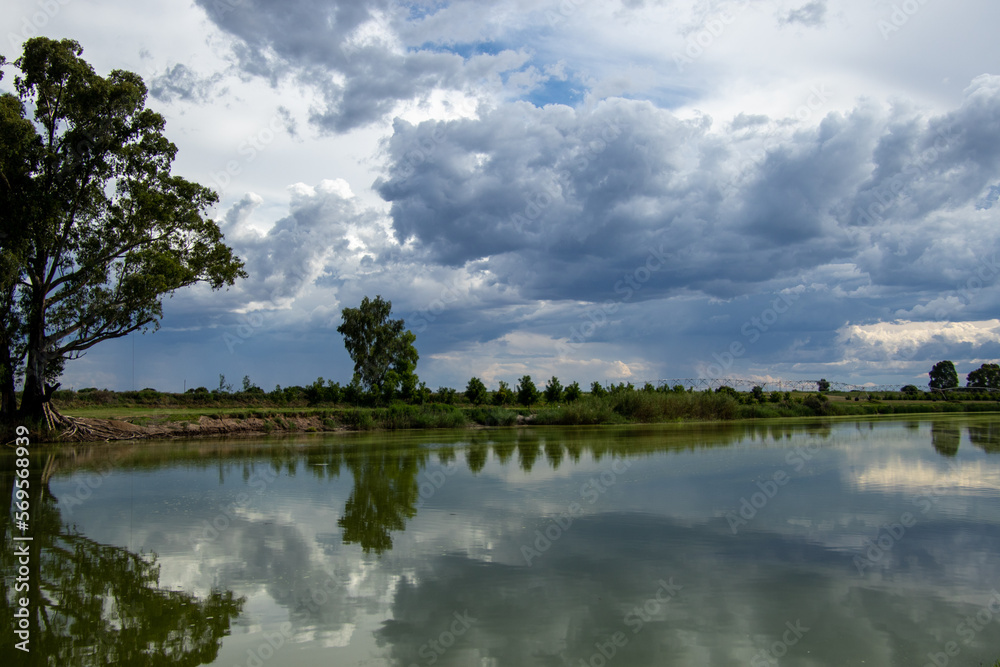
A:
<box><xmin>47</xmin><ymin>378</ymin><xmax>1000</xmax><ymax>429</ymax></box>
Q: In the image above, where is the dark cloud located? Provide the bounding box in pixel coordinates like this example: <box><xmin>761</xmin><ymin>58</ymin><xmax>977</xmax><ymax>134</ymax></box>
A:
<box><xmin>148</xmin><ymin>63</ymin><xmax>226</xmax><ymax>103</ymax></box>
<box><xmin>194</xmin><ymin>0</ymin><xmax>533</xmax><ymax>132</ymax></box>
<box><xmin>375</xmin><ymin>78</ymin><xmax>1000</xmax><ymax>308</ymax></box>
<box><xmin>780</xmin><ymin>1</ymin><xmax>827</xmax><ymax>27</ymax></box>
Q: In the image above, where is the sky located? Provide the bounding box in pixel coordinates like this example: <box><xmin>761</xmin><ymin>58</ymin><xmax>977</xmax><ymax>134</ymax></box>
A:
<box><xmin>3</xmin><ymin>0</ymin><xmax>1000</xmax><ymax>392</ymax></box>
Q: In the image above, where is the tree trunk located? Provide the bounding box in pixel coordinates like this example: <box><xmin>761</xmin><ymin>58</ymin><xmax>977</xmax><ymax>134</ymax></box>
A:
<box><xmin>19</xmin><ymin>371</ymin><xmax>48</xmax><ymax>424</ymax></box>
<box><xmin>0</xmin><ymin>335</ymin><xmax>17</xmax><ymax>420</ymax></box>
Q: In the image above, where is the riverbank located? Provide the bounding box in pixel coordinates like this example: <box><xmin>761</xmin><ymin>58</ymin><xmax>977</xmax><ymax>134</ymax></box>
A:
<box><xmin>9</xmin><ymin>389</ymin><xmax>1000</xmax><ymax>443</ymax></box>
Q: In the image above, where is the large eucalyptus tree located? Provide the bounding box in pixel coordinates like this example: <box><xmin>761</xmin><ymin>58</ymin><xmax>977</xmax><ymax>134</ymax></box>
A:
<box><xmin>0</xmin><ymin>38</ymin><xmax>246</xmax><ymax>425</ymax></box>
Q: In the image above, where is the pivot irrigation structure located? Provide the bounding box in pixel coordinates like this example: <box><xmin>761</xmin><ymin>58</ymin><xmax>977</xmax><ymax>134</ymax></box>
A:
<box><xmin>651</xmin><ymin>378</ymin><xmax>906</xmax><ymax>393</ymax></box>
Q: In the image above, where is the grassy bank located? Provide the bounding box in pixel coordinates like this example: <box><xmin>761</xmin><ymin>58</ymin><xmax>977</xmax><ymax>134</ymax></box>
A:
<box><xmin>32</xmin><ymin>386</ymin><xmax>1000</xmax><ymax>438</ymax></box>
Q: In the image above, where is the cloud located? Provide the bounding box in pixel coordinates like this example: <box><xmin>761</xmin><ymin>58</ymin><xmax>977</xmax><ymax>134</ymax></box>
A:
<box><xmin>780</xmin><ymin>1</ymin><xmax>827</xmax><ymax>27</ymax></box>
<box><xmin>375</xmin><ymin>77</ymin><xmax>1000</xmax><ymax>309</ymax></box>
<box><xmin>193</xmin><ymin>0</ymin><xmax>536</xmax><ymax>132</ymax></box>
<box><xmin>148</xmin><ymin>63</ymin><xmax>226</xmax><ymax>103</ymax></box>
<box><xmin>217</xmin><ymin>179</ymin><xmax>384</xmax><ymax>310</ymax></box>
<box><xmin>836</xmin><ymin>319</ymin><xmax>1000</xmax><ymax>365</ymax></box>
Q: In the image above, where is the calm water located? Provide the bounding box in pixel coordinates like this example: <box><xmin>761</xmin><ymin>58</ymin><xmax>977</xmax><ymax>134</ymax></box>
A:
<box><xmin>3</xmin><ymin>416</ymin><xmax>1000</xmax><ymax>666</ymax></box>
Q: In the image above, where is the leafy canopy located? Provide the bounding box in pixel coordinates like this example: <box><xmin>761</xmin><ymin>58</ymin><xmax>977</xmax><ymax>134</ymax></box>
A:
<box><xmin>337</xmin><ymin>295</ymin><xmax>418</xmax><ymax>400</ymax></box>
<box><xmin>0</xmin><ymin>37</ymin><xmax>246</xmax><ymax>418</ymax></box>
<box><xmin>928</xmin><ymin>360</ymin><xmax>958</xmax><ymax>390</ymax></box>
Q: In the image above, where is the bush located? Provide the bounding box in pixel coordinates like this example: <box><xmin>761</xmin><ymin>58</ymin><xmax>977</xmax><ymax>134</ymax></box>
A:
<box><xmin>469</xmin><ymin>407</ymin><xmax>518</xmax><ymax>426</ymax></box>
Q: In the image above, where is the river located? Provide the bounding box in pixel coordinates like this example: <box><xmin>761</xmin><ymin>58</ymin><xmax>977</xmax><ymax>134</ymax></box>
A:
<box><xmin>3</xmin><ymin>416</ymin><xmax>1000</xmax><ymax>666</ymax></box>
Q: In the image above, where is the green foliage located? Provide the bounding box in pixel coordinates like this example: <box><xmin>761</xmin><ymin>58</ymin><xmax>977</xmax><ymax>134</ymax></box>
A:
<box><xmin>967</xmin><ymin>363</ymin><xmax>1000</xmax><ymax>389</ymax></box>
<box><xmin>817</xmin><ymin>378</ymin><xmax>831</xmax><ymax>392</ymax></box>
<box><xmin>803</xmin><ymin>393</ymin><xmax>831</xmax><ymax>415</ymax></box>
<box><xmin>543</xmin><ymin>376</ymin><xmax>563</xmax><ymax>403</ymax></box>
<box><xmin>1</xmin><ymin>38</ymin><xmax>246</xmax><ymax>420</ymax></box>
<box><xmin>929</xmin><ymin>360</ymin><xmax>959</xmax><ymax>390</ymax></box>
<box><xmin>590</xmin><ymin>381</ymin><xmax>607</xmax><ymax>398</ymax></box>
<box><xmin>516</xmin><ymin>375</ymin><xmax>540</xmax><ymax>406</ymax></box>
<box><xmin>564</xmin><ymin>381</ymin><xmax>582</xmax><ymax>402</ymax></box>
<box><xmin>337</xmin><ymin>295</ymin><xmax>419</xmax><ymax>402</ymax></box>
<box><xmin>436</xmin><ymin>386</ymin><xmax>457</xmax><ymax>404</ymax></box>
<box><xmin>468</xmin><ymin>406</ymin><xmax>518</xmax><ymax>426</ymax></box>
<box><xmin>900</xmin><ymin>384</ymin><xmax>920</xmax><ymax>395</ymax></box>
<box><xmin>465</xmin><ymin>377</ymin><xmax>488</xmax><ymax>405</ymax></box>
<box><xmin>493</xmin><ymin>380</ymin><xmax>514</xmax><ymax>406</ymax></box>
<box><xmin>751</xmin><ymin>386</ymin><xmax>765</xmax><ymax>402</ymax></box>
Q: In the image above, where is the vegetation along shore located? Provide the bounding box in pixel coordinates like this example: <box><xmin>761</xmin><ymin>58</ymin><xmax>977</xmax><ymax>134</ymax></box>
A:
<box><xmin>9</xmin><ymin>376</ymin><xmax>1000</xmax><ymax>443</ymax></box>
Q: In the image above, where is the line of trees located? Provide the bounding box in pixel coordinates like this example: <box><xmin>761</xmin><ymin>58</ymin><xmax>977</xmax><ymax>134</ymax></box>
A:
<box><xmin>929</xmin><ymin>361</ymin><xmax>1000</xmax><ymax>390</ymax></box>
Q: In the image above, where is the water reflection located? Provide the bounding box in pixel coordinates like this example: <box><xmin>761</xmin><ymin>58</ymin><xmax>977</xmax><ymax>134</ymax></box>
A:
<box><xmin>969</xmin><ymin>421</ymin><xmax>1000</xmax><ymax>453</ymax></box>
<box><xmin>336</xmin><ymin>442</ymin><xmax>424</xmax><ymax>554</ymax></box>
<box><xmin>0</xmin><ymin>453</ymin><xmax>243</xmax><ymax>665</ymax></box>
<box><xmin>6</xmin><ymin>417</ymin><xmax>1000</xmax><ymax>666</ymax></box>
<box><xmin>931</xmin><ymin>422</ymin><xmax>961</xmax><ymax>456</ymax></box>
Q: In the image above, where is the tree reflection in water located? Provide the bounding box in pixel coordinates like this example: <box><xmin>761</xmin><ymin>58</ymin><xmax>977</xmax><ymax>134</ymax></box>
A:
<box><xmin>0</xmin><ymin>452</ymin><xmax>244</xmax><ymax>666</ymax></box>
<box><xmin>336</xmin><ymin>442</ymin><xmax>427</xmax><ymax>554</ymax></box>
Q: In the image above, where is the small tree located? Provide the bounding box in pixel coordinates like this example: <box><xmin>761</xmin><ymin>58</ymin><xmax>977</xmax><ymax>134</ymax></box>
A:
<box><xmin>465</xmin><ymin>377</ymin><xmax>488</xmax><ymax>405</ymax></box>
<box><xmin>493</xmin><ymin>380</ymin><xmax>514</xmax><ymax>406</ymax></box>
<box><xmin>967</xmin><ymin>363</ymin><xmax>1000</xmax><ymax>389</ymax></box>
<box><xmin>516</xmin><ymin>375</ymin><xmax>540</xmax><ymax>406</ymax></box>
<box><xmin>590</xmin><ymin>381</ymin><xmax>607</xmax><ymax>398</ymax></box>
<box><xmin>543</xmin><ymin>376</ymin><xmax>563</xmax><ymax>403</ymax></box>
<box><xmin>564</xmin><ymin>381</ymin><xmax>582</xmax><ymax>402</ymax></box>
<box><xmin>817</xmin><ymin>378</ymin><xmax>831</xmax><ymax>392</ymax></box>
<box><xmin>436</xmin><ymin>387</ymin><xmax>457</xmax><ymax>404</ymax></box>
<box><xmin>751</xmin><ymin>385</ymin><xmax>765</xmax><ymax>402</ymax></box>
<box><xmin>928</xmin><ymin>361</ymin><xmax>959</xmax><ymax>390</ymax></box>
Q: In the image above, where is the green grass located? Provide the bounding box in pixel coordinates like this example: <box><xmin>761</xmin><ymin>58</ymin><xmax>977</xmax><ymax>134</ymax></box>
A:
<box><xmin>47</xmin><ymin>389</ymin><xmax>1000</xmax><ymax>435</ymax></box>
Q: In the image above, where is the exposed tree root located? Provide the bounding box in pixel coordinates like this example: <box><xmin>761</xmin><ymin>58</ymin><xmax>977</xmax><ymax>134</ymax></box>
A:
<box><xmin>42</xmin><ymin>401</ymin><xmax>149</xmax><ymax>442</ymax></box>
